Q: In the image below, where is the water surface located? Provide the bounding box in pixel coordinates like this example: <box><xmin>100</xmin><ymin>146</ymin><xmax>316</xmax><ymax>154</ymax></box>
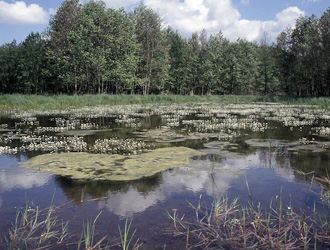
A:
<box><xmin>0</xmin><ymin>103</ymin><xmax>329</xmax><ymax>249</ymax></box>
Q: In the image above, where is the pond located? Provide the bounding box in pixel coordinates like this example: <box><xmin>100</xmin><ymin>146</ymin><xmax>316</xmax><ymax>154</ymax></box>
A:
<box><xmin>0</xmin><ymin>102</ymin><xmax>330</xmax><ymax>249</ymax></box>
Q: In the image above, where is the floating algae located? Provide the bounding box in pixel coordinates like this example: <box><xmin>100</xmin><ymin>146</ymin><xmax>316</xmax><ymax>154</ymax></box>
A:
<box><xmin>19</xmin><ymin>147</ymin><xmax>205</xmax><ymax>181</ymax></box>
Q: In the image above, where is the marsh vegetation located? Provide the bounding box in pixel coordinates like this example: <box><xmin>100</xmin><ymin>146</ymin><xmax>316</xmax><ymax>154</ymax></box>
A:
<box><xmin>0</xmin><ymin>101</ymin><xmax>329</xmax><ymax>249</ymax></box>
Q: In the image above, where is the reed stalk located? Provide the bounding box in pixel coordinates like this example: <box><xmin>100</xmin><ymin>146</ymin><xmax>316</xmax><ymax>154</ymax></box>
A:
<box><xmin>168</xmin><ymin>176</ymin><xmax>330</xmax><ymax>249</ymax></box>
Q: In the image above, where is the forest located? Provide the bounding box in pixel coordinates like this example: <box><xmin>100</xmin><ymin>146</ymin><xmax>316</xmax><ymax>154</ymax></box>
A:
<box><xmin>0</xmin><ymin>0</ymin><xmax>329</xmax><ymax>96</ymax></box>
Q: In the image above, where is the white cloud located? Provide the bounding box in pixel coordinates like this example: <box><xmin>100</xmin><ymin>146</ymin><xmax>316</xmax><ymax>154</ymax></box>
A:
<box><xmin>221</xmin><ymin>6</ymin><xmax>304</xmax><ymax>42</ymax></box>
<box><xmin>240</xmin><ymin>0</ymin><xmax>250</xmax><ymax>5</ymax></box>
<box><xmin>258</xmin><ymin>7</ymin><xmax>305</xmax><ymax>41</ymax></box>
<box><xmin>81</xmin><ymin>0</ymin><xmax>304</xmax><ymax>42</ymax></box>
<box><xmin>145</xmin><ymin>0</ymin><xmax>240</xmax><ymax>37</ymax></box>
<box><xmin>97</xmin><ymin>0</ymin><xmax>140</xmax><ymax>10</ymax></box>
<box><xmin>0</xmin><ymin>1</ymin><xmax>51</xmax><ymax>25</ymax></box>
<box><xmin>129</xmin><ymin>0</ymin><xmax>305</xmax><ymax>42</ymax></box>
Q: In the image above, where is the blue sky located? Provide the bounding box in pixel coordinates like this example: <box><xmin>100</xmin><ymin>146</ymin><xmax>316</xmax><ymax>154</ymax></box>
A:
<box><xmin>0</xmin><ymin>0</ymin><xmax>329</xmax><ymax>45</ymax></box>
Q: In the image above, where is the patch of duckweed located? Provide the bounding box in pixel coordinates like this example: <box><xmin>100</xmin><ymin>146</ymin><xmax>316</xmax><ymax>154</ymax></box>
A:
<box><xmin>19</xmin><ymin>147</ymin><xmax>205</xmax><ymax>181</ymax></box>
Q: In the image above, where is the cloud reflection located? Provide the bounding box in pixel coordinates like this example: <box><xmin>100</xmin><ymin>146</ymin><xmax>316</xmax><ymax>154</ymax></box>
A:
<box><xmin>97</xmin><ymin>150</ymin><xmax>297</xmax><ymax>217</ymax></box>
<box><xmin>97</xmin><ymin>157</ymin><xmax>241</xmax><ymax>217</ymax></box>
<box><xmin>0</xmin><ymin>168</ymin><xmax>50</xmax><ymax>192</ymax></box>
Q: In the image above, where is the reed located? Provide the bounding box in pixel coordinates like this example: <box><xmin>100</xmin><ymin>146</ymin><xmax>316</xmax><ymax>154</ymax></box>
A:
<box><xmin>118</xmin><ymin>217</ymin><xmax>142</xmax><ymax>250</ymax></box>
<box><xmin>4</xmin><ymin>200</ymin><xmax>68</xmax><ymax>250</ymax></box>
<box><xmin>168</xmin><ymin>177</ymin><xmax>330</xmax><ymax>249</ymax></box>
<box><xmin>77</xmin><ymin>212</ymin><xmax>107</xmax><ymax>250</ymax></box>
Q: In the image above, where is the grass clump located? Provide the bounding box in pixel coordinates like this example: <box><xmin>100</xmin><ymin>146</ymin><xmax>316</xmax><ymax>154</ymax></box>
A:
<box><xmin>2</xmin><ymin>202</ymin><xmax>142</xmax><ymax>250</ymax></box>
<box><xmin>78</xmin><ymin>212</ymin><xmax>108</xmax><ymax>250</ymax></box>
<box><xmin>118</xmin><ymin>218</ymin><xmax>142</xmax><ymax>250</ymax></box>
<box><xmin>4</xmin><ymin>201</ymin><xmax>69</xmax><ymax>250</ymax></box>
<box><xmin>168</xmin><ymin>180</ymin><xmax>330</xmax><ymax>250</ymax></box>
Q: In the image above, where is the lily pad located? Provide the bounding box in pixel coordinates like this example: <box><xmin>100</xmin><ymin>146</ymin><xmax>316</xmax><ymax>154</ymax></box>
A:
<box><xmin>19</xmin><ymin>147</ymin><xmax>205</xmax><ymax>181</ymax></box>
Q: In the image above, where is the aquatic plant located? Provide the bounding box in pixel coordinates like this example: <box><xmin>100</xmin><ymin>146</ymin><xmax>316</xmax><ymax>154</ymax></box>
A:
<box><xmin>4</xmin><ymin>200</ymin><xmax>68</xmax><ymax>250</ymax></box>
<box><xmin>77</xmin><ymin>212</ymin><xmax>108</xmax><ymax>250</ymax></box>
<box><xmin>2</xmin><ymin>200</ymin><xmax>142</xmax><ymax>250</ymax></box>
<box><xmin>91</xmin><ymin>138</ymin><xmax>146</xmax><ymax>155</ymax></box>
<box><xmin>19</xmin><ymin>147</ymin><xmax>205</xmax><ymax>181</ymax></box>
<box><xmin>118</xmin><ymin>217</ymin><xmax>142</xmax><ymax>250</ymax></box>
<box><xmin>167</xmin><ymin>174</ymin><xmax>330</xmax><ymax>250</ymax></box>
<box><xmin>168</xmin><ymin>195</ymin><xmax>314</xmax><ymax>249</ymax></box>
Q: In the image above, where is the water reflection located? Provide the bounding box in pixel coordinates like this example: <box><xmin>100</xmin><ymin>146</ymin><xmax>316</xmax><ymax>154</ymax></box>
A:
<box><xmin>0</xmin><ymin>103</ymin><xmax>329</xmax><ymax>249</ymax></box>
<box><xmin>0</xmin><ymin>168</ymin><xmax>50</xmax><ymax>191</ymax></box>
<box><xmin>46</xmin><ymin>145</ymin><xmax>325</xmax><ymax>218</ymax></box>
<box><xmin>98</xmin><ymin>187</ymin><xmax>167</xmax><ymax>217</ymax></box>
<box><xmin>0</xmin><ymin>155</ymin><xmax>50</xmax><ymax>191</ymax></box>
<box><xmin>1</xmin><ymin>146</ymin><xmax>324</xmax><ymax>219</ymax></box>
<box><xmin>51</xmin><ymin>149</ymin><xmax>302</xmax><ymax>217</ymax></box>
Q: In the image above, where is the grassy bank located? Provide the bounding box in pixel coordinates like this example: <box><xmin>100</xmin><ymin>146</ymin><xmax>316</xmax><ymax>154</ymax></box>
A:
<box><xmin>0</xmin><ymin>94</ymin><xmax>329</xmax><ymax>110</ymax></box>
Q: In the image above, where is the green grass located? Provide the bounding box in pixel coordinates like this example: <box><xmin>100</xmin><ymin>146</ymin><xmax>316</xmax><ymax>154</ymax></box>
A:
<box><xmin>0</xmin><ymin>94</ymin><xmax>329</xmax><ymax>110</ymax></box>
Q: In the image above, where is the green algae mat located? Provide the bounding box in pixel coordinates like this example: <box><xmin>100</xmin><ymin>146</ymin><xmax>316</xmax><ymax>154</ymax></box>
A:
<box><xmin>19</xmin><ymin>147</ymin><xmax>205</xmax><ymax>181</ymax></box>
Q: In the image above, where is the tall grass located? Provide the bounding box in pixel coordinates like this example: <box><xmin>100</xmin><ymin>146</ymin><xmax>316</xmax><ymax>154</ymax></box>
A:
<box><xmin>0</xmin><ymin>94</ymin><xmax>329</xmax><ymax>110</ymax></box>
<box><xmin>2</xmin><ymin>201</ymin><xmax>141</xmax><ymax>250</ymax></box>
<box><xmin>77</xmin><ymin>212</ymin><xmax>108</xmax><ymax>250</ymax></box>
<box><xmin>168</xmin><ymin>178</ymin><xmax>330</xmax><ymax>250</ymax></box>
<box><xmin>118</xmin><ymin>217</ymin><xmax>142</xmax><ymax>250</ymax></box>
<box><xmin>4</xmin><ymin>201</ymin><xmax>69</xmax><ymax>250</ymax></box>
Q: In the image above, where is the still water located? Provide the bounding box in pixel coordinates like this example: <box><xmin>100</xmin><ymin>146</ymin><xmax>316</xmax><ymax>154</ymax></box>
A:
<box><xmin>0</xmin><ymin>102</ymin><xmax>329</xmax><ymax>249</ymax></box>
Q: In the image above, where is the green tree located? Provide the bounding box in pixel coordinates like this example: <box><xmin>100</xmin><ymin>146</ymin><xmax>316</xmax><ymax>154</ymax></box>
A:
<box><xmin>47</xmin><ymin>0</ymin><xmax>81</xmax><ymax>94</ymax></box>
<box><xmin>130</xmin><ymin>4</ymin><xmax>169</xmax><ymax>95</ymax></box>
<box><xmin>288</xmin><ymin>15</ymin><xmax>322</xmax><ymax>96</ymax></box>
<box><xmin>106</xmin><ymin>8</ymin><xmax>139</xmax><ymax>94</ymax></box>
<box><xmin>73</xmin><ymin>0</ymin><xmax>108</xmax><ymax>94</ymax></box>
<box><xmin>166</xmin><ymin>28</ymin><xmax>191</xmax><ymax>94</ymax></box>
<box><xmin>258</xmin><ymin>33</ymin><xmax>280</xmax><ymax>94</ymax></box>
<box><xmin>17</xmin><ymin>32</ymin><xmax>48</xmax><ymax>94</ymax></box>
<box><xmin>275</xmin><ymin>27</ymin><xmax>295</xmax><ymax>94</ymax></box>
<box><xmin>0</xmin><ymin>41</ymin><xmax>20</xmax><ymax>93</ymax></box>
<box><xmin>319</xmin><ymin>7</ymin><xmax>330</xmax><ymax>96</ymax></box>
<box><xmin>186</xmin><ymin>32</ymin><xmax>201</xmax><ymax>95</ymax></box>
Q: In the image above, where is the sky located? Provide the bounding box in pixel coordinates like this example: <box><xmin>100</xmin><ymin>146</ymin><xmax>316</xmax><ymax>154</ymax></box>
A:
<box><xmin>0</xmin><ymin>0</ymin><xmax>329</xmax><ymax>45</ymax></box>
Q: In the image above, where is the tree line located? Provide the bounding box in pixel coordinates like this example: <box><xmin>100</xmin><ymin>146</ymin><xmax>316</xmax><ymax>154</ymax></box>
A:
<box><xmin>0</xmin><ymin>0</ymin><xmax>329</xmax><ymax>96</ymax></box>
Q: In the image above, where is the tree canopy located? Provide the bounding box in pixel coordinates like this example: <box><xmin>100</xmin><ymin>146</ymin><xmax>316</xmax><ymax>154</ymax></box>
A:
<box><xmin>0</xmin><ymin>1</ymin><xmax>329</xmax><ymax>96</ymax></box>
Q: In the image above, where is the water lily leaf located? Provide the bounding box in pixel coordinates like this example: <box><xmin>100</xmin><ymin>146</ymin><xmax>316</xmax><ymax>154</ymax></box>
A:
<box><xmin>19</xmin><ymin>147</ymin><xmax>205</xmax><ymax>181</ymax></box>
